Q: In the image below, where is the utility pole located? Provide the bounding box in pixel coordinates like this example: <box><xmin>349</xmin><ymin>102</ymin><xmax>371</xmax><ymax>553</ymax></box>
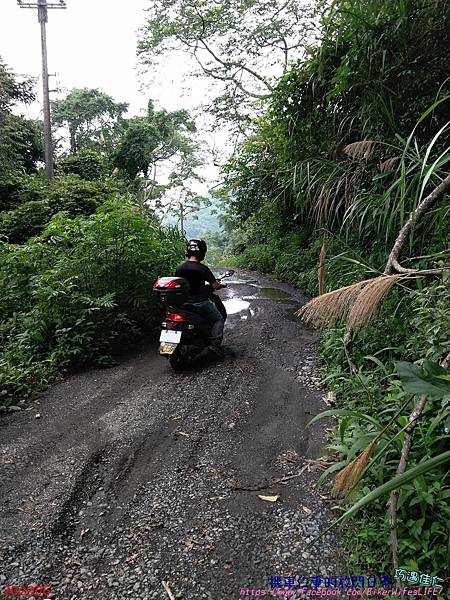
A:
<box><xmin>179</xmin><ymin>201</ymin><xmax>185</xmax><ymax>236</ymax></box>
<box><xmin>17</xmin><ymin>0</ymin><xmax>67</xmax><ymax>178</ymax></box>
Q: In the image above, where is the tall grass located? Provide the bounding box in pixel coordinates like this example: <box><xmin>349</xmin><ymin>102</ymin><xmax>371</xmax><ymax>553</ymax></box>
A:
<box><xmin>288</xmin><ymin>108</ymin><xmax>450</xmax><ymax>247</ymax></box>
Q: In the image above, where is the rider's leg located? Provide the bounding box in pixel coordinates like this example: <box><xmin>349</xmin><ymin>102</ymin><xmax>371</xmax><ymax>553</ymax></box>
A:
<box><xmin>210</xmin><ymin>318</ymin><xmax>225</xmax><ymax>349</ymax></box>
<box><xmin>211</xmin><ymin>294</ymin><xmax>227</xmax><ymax>321</ymax></box>
<box><xmin>185</xmin><ymin>299</ymin><xmax>225</xmax><ymax>350</ymax></box>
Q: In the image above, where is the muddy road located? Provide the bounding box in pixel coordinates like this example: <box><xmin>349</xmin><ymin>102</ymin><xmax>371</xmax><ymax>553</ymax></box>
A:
<box><xmin>0</xmin><ymin>271</ymin><xmax>343</xmax><ymax>599</ymax></box>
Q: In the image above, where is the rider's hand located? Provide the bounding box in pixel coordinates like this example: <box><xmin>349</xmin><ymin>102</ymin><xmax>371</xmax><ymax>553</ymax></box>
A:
<box><xmin>220</xmin><ymin>282</ymin><xmax>227</xmax><ymax>288</ymax></box>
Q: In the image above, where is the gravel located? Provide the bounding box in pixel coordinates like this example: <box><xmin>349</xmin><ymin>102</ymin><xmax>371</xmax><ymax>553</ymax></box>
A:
<box><xmin>0</xmin><ymin>270</ymin><xmax>344</xmax><ymax>599</ymax></box>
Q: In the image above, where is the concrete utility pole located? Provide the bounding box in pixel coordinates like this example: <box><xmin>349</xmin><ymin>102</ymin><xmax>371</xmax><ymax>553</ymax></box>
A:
<box><xmin>17</xmin><ymin>0</ymin><xmax>67</xmax><ymax>178</ymax></box>
<box><xmin>179</xmin><ymin>201</ymin><xmax>185</xmax><ymax>236</ymax></box>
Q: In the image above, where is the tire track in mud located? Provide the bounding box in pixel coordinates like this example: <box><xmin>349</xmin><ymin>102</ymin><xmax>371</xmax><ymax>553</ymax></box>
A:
<box><xmin>0</xmin><ymin>270</ymin><xmax>344</xmax><ymax>599</ymax></box>
<box><xmin>51</xmin><ymin>448</ymin><xmax>107</xmax><ymax>539</ymax></box>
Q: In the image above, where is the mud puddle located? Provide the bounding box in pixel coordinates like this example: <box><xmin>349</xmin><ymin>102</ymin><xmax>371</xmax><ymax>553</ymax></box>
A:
<box><xmin>258</xmin><ymin>287</ymin><xmax>297</xmax><ymax>303</ymax></box>
<box><xmin>223</xmin><ymin>299</ymin><xmax>251</xmax><ymax>315</ymax></box>
<box><xmin>224</xmin><ymin>280</ymin><xmax>298</xmax><ymax>320</ymax></box>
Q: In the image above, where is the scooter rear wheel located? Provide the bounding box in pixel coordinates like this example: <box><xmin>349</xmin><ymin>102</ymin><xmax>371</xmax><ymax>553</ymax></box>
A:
<box><xmin>169</xmin><ymin>346</ymin><xmax>190</xmax><ymax>371</ymax></box>
<box><xmin>169</xmin><ymin>344</ymin><xmax>210</xmax><ymax>370</ymax></box>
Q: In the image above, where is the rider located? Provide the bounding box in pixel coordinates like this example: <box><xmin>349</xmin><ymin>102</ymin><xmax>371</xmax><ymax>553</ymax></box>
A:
<box><xmin>175</xmin><ymin>239</ymin><xmax>227</xmax><ymax>357</ymax></box>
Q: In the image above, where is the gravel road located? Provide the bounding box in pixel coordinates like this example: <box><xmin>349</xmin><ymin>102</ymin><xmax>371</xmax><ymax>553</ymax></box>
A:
<box><xmin>0</xmin><ymin>270</ymin><xmax>345</xmax><ymax>599</ymax></box>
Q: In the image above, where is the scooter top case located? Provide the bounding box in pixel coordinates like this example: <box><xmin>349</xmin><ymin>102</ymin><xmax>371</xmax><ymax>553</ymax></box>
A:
<box><xmin>153</xmin><ymin>277</ymin><xmax>190</xmax><ymax>306</ymax></box>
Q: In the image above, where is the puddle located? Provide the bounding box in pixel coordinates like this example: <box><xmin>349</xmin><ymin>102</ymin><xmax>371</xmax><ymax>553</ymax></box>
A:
<box><xmin>258</xmin><ymin>287</ymin><xmax>296</xmax><ymax>303</ymax></box>
<box><xmin>212</xmin><ymin>270</ymin><xmax>257</xmax><ymax>285</ymax></box>
<box><xmin>223</xmin><ymin>299</ymin><xmax>251</xmax><ymax>315</ymax></box>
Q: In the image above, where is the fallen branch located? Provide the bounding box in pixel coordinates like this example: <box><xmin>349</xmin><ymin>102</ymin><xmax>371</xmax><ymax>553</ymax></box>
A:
<box><xmin>230</xmin><ymin>459</ymin><xmax>328</xmax><ymax>491</ymax></box>
<box><xmin>387</xmin><ymin>394</ymin><xmax>428</xmax><ymax>569</ymax></box>
<box><xmin>385</xmin><ymin>173</ymin><xmax>450</xmax><ymax>274</ymax></box>
<box><xmin>297</xmin><ymin>173</ymin><xmax>450</xmax><ymax>332</ymax></box>
<box><xmin>162</xmin><ymin>581</ymin><xmax>176</xmax><ymax>600</ymax></box>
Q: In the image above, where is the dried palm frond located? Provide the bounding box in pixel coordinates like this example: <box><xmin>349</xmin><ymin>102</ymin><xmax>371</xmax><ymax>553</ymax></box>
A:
<box><xmin>332</xmin><ymin>437</ymin><xmax>378</xmax><ymax>499</ymax></box>
<box><xmin>379</xmin><ymin>156</ymin><xmax>400</xmax><ymax>173</ymax></box>
<box><xmin>343</xmin><ymin>140</ymin><xmax>374</xmax><ymax>160</ymax></box>
<box><xmin>331</xmin><ymin>403</ymin><xmax>408</xmax><ymax>499</ymax></box>
<box><xmin>347</xmin><ymin>275</ymin><xmax>402</xmax><ymax>332</ymax></box>
<box><xmin>297</xmin><ymin>274</ymin><xmax>402</xmax><ymax>330</ymax></box>
<box><xmin>296</xmin><ymin>279</ymin><xmax>370</xmax><ymax>328</ymax></box>
<box><xmin>318</xmin><ymin>243</ymin><xmax>326</xmax><ymax>295</ymax></box>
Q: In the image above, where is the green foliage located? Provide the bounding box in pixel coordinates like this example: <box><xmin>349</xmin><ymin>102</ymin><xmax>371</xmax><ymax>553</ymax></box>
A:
<box><xmin>395</xmin><ymin>360</ymin><xmax>450</xmax><ymax>398</ymax></box>
<box><xmin>224</xmin><ymin>0</ymin><xmax>450</xmax><ymax>251</ymax></box>
<box><xmin>0</xmin><ymin>199</ymin><xmax>185</xmax><ymax>406</ymax></box>
<box><xmin>0</xmin><ymin>200</ymin><xmax>53</xmax><ymax>244</ymax></box>
<box><xmin>0</xmin><ymin>175</ymin><xmax>123</xmax><ymax>243</ymax></box>
<box><xmin>113</xmin><ymin>100</ymin><xmax>198</xmax><ymax>180</ymax></box>
<box><xmin>0</xmin><ymin>59</ymin><xmax>202</xmax><ymax>409</ymax></box>
<box><xmin>52</xmin><ymin>88</ymin><xmax>128</xmax><ymax>154</ymax></box>
<box><xmin>0</xmin><ymin>58</ymin><xmax>43</xmax><ymax>179</ymax></box>
<box><xmin>316</xmin><ymin>277</ymin><xmax>450</xmax><ymax>576</ymax></box>
<box><xmin>57</xmin><ymin>149</ymin><xmax>111</xmax><ymax>180</ymax></box>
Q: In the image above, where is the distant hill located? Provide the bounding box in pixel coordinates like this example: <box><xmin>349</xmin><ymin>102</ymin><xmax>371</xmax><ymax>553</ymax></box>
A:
<box><xmin>162</xmin><ymin>199</ymin><xmax>223</xmax><ymax>239</ymax></box>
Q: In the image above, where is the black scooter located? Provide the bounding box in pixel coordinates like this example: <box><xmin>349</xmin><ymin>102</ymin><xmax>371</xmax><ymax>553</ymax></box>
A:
<box><xmin>153</xmin><ymin>270</ymin><xmax>234</xmax><ymax>371</ymax></box>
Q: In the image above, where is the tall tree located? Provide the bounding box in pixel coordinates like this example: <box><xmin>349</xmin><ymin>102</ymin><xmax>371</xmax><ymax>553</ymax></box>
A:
<box><xmin>52</xmin><ymin>88</ymin><xmax>128</xmax><ymax>154</ymax></box>
<box><xmin>114</xmin><ymin>100</ymin><xmax>203</xmax><ymax>213</ymax></box>
<box><xmin>138</xmin><ymin>0</ymin><xmax>321</xmax><ymax>128</ymax></box>
<box><xmin>0</xmin><ymin>58</ymin><xmax>43</xmax><ymax>178</ymax></box>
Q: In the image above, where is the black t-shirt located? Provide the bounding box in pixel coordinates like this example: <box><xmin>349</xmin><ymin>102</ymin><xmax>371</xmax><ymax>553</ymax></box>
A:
<box><xmin>175</xmin><ymin>261</ymin><xmax>217</xmax><ymax>301</ymax></box>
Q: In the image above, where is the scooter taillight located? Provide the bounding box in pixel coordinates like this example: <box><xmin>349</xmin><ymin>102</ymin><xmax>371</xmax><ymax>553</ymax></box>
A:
<box><xmin>154</xmin><ymin>279</ymin><xmax>181</xmax><ymax>289</ymax></box>
<box><xmin>166</xmin><ymin>311</ymin><xmax>186</xmax><ymax>322</ymax></box>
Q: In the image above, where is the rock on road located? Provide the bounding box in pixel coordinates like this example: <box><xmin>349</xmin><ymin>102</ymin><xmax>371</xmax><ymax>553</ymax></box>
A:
<box><xmin>0</xmin><ymin>270</ymin><xmax>343</xmax><ymax>599</ymax></box>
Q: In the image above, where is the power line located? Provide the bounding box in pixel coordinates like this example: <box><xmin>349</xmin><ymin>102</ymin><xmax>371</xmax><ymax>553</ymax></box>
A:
<box><xmin>17</xmin><ymin>0</ymin><xmax>67</xmax><ymax>178</ymax></box>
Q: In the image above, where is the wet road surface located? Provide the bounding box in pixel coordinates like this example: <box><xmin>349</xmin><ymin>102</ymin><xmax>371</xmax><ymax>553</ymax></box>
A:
<box><xmin>0</xmin><ymin>270</ymin><xmax>344</xmax><ymax>599</ymax></box>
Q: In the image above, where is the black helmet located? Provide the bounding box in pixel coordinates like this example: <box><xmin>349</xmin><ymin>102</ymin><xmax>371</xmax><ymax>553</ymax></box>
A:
<box><xmin>186</xmin><ymin>239</ymin><xmax>207</xmax><ymax>260</ymax></box>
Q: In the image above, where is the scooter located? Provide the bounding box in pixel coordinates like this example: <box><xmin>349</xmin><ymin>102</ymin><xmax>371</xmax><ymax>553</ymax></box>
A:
<box><xmin>153</xmin><ymin>270</ymin><xmax>235</xmax><ymax>371</ymax></box>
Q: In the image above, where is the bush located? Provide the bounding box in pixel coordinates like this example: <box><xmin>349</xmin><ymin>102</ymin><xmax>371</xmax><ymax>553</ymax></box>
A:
<box><xmin>0</xmin><ymin>175</ymin><xmax>123</xmax><ymax>243</ymax></box>
<box><xmin>233</xmin><ymin>230</ymin><xmax>387</xmax><ymax>296</ymax></box>
<box><xmin>0</xmin><ymin>198</ymin><xmax>185</xmax><ymax>406</ymax></box>
<box><xmin>57</xmin><ymin>150</ymin><xmax>111</xmax><ymax>180</ymax></box>
<box><xmin>0</xmin><ymin>200</ymin><xmax>53</xmax><ymax>243</ymax></box>
<box><xmin>319</xmin><ymin>278</ymin><xmax>450</xmax><ymax>576</ymax></box>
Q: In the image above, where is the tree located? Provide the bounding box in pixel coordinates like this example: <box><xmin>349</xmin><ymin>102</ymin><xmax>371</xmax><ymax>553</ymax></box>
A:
<box><xmin>57</xmin><ymin>149</ymin><xmax>110</xmax><ymax>181</ymax></box>
<box><xmin>138</xmin><ymin>0</ymin><xmax>321</xmax><ymax>127</ymax></box>
<box><xmin>0</xmin><ymin>58</ymin><xmax>43</xmax><ymax>178</ymax></box>
<box><xmin>114</xmin><ymin>100</ymin><xmax>197</xmax><ymax>179</ymax></box>
<box><xmin>164</xmin><ymin>192</ymin><xmax>211</xmax><ymax>236</ymax></box>
<box><xmin>113</xmin><ymin>100</ymin><xmax>204</xmax><ymax>219</ymax></box>
<box><xmin>52</xmin><ymin>88</ymin><xmax>128</xmax><ymax>154</ymax></box>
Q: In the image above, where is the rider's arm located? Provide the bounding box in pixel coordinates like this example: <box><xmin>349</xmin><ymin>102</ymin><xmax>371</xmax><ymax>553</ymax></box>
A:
<box><xmin>204</xmin><ymin>266</ymin><xmax>227</xmax><ymax>290</ymax></box>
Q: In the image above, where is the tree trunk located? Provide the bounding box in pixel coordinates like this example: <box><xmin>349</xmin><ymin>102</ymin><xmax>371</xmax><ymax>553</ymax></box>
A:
<box><xmin>385</xmin><ymin>173</ymin><xmax>450</xmax><ymax>274</ymax></box>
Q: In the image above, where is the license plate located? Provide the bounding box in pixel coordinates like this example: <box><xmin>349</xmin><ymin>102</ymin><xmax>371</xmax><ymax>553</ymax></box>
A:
<box><xmin>160</xmin><ymin>330</ymin><xmax>182</xmax><ymax>343</ymax></box>
<box><xmin>159</xmin><ymin>342</ymin><xmax>178</xmax><ymax>355</ymax></box>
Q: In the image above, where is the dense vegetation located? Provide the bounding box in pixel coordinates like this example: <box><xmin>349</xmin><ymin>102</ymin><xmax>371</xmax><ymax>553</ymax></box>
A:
<box><xmin>214</xmin><ymin>0</ymin><xmax>449</xmax><ymax>582</ymax></box>
<box><xmin>2</xmin><ymin>0</ymin><xmax>449</xmax><ymax>583</ymax></box>
<box><xmin>0</xmin><ymin>61</ymin><xmax>187</xmax><ymax>408</ymax></box>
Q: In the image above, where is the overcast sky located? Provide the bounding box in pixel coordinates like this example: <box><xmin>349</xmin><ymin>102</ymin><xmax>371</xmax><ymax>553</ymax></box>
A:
<box><xmin>0</xmin><ymin>0</ymin><xmax>208</xmax><ymax>113</ymax></box>
<box><xmin>0</xmin><ymin>0</ymin><xmax>220</xmax><ymax>187</ymax></box>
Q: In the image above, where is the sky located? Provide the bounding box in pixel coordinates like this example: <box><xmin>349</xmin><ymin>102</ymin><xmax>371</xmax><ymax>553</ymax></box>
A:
<box><xmin>0</xmin><ymin>0</ymin><xmax>221</xmax><ymax>187</ymax></box>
